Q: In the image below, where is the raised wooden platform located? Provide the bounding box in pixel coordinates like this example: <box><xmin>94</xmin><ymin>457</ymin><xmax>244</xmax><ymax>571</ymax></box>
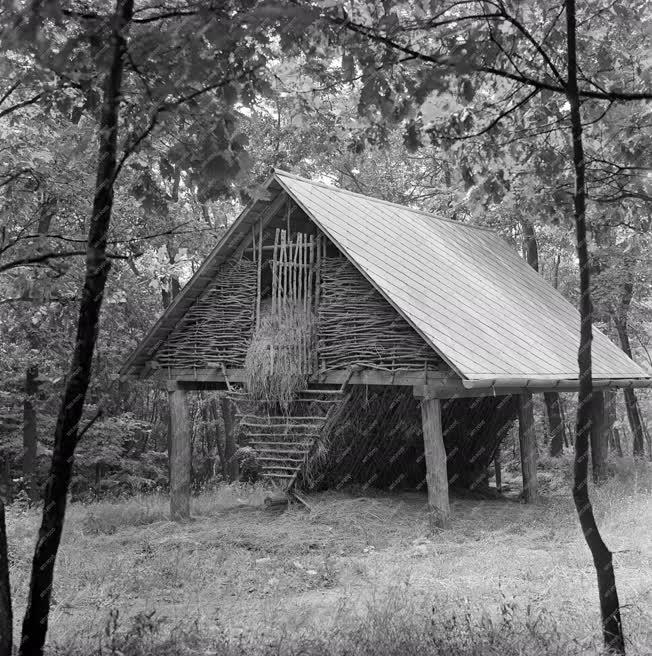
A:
<box><xmin>150</xmin><ymin>366</ymin><xmax>456</xmax><ymax>389</ymax></box>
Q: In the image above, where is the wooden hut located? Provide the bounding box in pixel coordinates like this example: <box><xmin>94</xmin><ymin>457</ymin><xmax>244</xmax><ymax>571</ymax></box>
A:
<box><xmin>120</xmin><ymin>170</ymin><xmax>651</xmax><ymax>525</ymax></box>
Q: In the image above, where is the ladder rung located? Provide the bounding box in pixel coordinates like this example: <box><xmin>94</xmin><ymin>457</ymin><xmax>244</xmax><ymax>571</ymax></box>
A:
<box><xmin>245</xmin><ymin>433</ymin><xmax>314</xmax><ymax>440</ymax></box>
<box><xmin>261</xmin><ymin>465</ymin><xmax>301</xmax><ymax>472</ymax></box>
<box><xmin>251</xmin><ymin>448</ymin><xmax>308</xmax><ymax>454</ymax></box>
<box><xmin>240</xmin><ymin>421</ymin><xmax>323</xmax><ymax>430</ymax></box>
<box><xmin>248</xmin><ymin>440</ymin><xmax>312</xmax><ymax>446</ymax></box>
<box><xmin>260</xmin><ymin>472</ymin><xmax>295</xmax><ymax>479</ymax></box>
<box><xmin>237</xmin><ymin>415</ymin><xmax>325</xmax><ymax>422</ymax></box>
<box><xmin>258</xmin><ymin>456</ymin><xmax>304</xmax><ymax>463</ymax></box>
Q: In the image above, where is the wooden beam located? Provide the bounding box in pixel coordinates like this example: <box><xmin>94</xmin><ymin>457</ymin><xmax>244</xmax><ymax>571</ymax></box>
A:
<box><xmin>252</xmin><ymin>189</ymin><xmax>273</xmax><ymax>202</ymax></box>
<box><xmin>154</xmin><ymin>367</ymin><xmax>454</xmax><ymax>388</ymax></box>
<box><xmin>517</xmin><ymin>392</ymin><xmax>538</xmax><ymax>503</ymax></box>
<box><xmin>168</xmin><ymin>384</ymin><xmax>191</xmax><ymax>520</ymax></box>
<box><xmin>420</xmin><ymin>397</ymin><xmax>450</xmax><ymax>528</ymax></box>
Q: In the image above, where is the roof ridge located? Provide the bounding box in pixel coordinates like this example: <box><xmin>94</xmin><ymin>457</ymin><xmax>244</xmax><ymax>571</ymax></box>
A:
<box><xmin>272</xmin><ymin>168</ymin><xmax>495</xmax><ymax>233</ymax></box>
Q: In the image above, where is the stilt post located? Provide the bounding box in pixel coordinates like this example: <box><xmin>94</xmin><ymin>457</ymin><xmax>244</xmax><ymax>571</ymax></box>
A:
<box><xmin>168</xmin><ymin>382</ymin><xmax>191</xmax><ymax>521</ymax></box>
<box><xmin>517</xmin><ymin>392</ymin><xmax>538</xmax><ymax>502</ymax></box>
<box><xmin>420</xmin><ymin>397</ymin><xmax>450</xmax><ymax>528</ymax></box>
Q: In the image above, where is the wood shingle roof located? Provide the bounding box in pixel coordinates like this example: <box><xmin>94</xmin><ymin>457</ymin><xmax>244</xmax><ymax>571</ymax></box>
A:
<box><xmin>274</xmin><ymin>170</ymin><xmax>649</xmax><ymax>383</ymax></box>
<box><xmin>121</xmin><ymin>169</ymin><xmax>650</xmax><ymax>386</ymax></box>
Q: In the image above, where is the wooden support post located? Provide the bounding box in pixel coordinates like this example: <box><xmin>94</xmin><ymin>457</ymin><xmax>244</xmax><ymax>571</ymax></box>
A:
<box><xmin>517</xmin><ymin>392</ymin><xmax>538</xmax><ymax>503</ymax></box>
<box><xmin>420</xmin><ymin>397</ymin><xmax>450</xmax><ymax>528</ymax></box>
<box><xmin>168</xmin><ymin>384</ymin><xmax>191</xmax><ymax>521</ymax></box>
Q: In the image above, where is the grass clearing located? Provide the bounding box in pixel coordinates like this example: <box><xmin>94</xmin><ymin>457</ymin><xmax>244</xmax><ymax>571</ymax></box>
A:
<box><xmin>5</xmin><ymin>458</ymin><xmax>651</xmax><ymax>654</ymax></box>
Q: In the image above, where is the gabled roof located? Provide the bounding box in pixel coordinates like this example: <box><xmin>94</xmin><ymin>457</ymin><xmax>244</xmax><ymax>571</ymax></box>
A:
<box><xmin>121</xmin><ymin>169</ymin><xmax>650</xmax><ymax>385</ymax></box>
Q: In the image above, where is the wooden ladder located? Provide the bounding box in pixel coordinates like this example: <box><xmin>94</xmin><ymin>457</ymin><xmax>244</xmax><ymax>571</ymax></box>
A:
<box><xmin>229</xmin><ymin>387</ymin><xmax>349</xmax><ymax>490</ymax></box>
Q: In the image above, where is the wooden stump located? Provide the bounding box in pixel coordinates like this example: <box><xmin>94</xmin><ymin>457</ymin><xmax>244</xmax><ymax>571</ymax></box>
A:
<box><xmin>517</xmin><ymin>392</ymin><xmax>538</xmax><ymax>503</ymax></box>
<box><xmin>420</xmin><ymin>397</ymin><xmax>450</xmax><ymax>528</ymax></box>
<box><xmin>264</xmin><ymin>491</ymin><xmax>290</xmax><ymax>510</ymax></box>
<box><xmin>168</xmin><ymin>385</ymin><xmax>191</xmax><ymax>521</ymax></box>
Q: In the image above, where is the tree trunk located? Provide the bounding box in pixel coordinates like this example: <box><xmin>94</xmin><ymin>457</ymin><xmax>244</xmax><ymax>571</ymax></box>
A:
<box><xmin>19</xmin><ymin>2</ymin><xmax>133</xmax><ymax>653</ymax></box>
<box><xmin>22</xmin><ymin>365</ymin><xmax>38</xmax><ymax>503</ymax></box>
<box><xmin>221</xmin><ymin>396</ymin><xmax>238</xmax><ymax>481</ymax></box>
<box><xmin>604</xmin><ymin>389</ymin><xmax>623</xmax><ymax>457</ymax></box>
<box><xmin>545</xmin><ymin>392</ymin><xmax>565</xmax><ymax>457</ymax></box>
<box><xmin>0</xmin><ymin>498</ymin><xmax>11</xmax><ymax>656</ymax></box>
<box><xmin>0</xmin><ymin>459</ymin><xmax>11</xmax><ymax>505</ymax></box>
<box><xmin>208</xmin><ymin>399</ymin><xmax>228</xmax><ymax>480</ymax></box>
<box><xmin>566</xmin><ymin>1</ymin><xmax>625</xmax><ymax>651</ymax></box>
<box><xmin>613</xmin><ymin>317</ymin><xmax>646</xmax><ymax>457</ymax></box>
<box><xmin>160</xmin><ymin>243</ymin><xmax>181</xmax><ymax>309</ymax></box>
<box><xmin>94</xmin><ymin>463</ymin><xmax>102</xmax><ymax>498</ymax></box>
<box><xmin>521</xmin><ymin>218</ymin><xmax>568</xmax><ymax>454</ymax></box>
<box><xmin>493</xmin><ymin>445</ymin><xmax>502</xmax><ymax>492</ymax></box>
<box><xmin>590</xmin><ymin>391</ymin><xmax>608</xmax><ymax>483</ymax></box>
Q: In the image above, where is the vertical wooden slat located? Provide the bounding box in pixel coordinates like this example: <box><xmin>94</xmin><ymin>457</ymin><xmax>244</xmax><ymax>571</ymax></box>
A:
<box><xmin>280</xmin><ymin>229</ymin><xmax>287</xmax><ymax>315</ymax></box>
<box><xmin>307</xmin><ymin>235</ymin><xmax>314</xmax><ymax>374</ymax></box>
<box><xmin>271</xmin><ymin>228</ymin><xmax>279</xmax><ymax>317</ymax></box>
<box><xmin>420</xmin><ymin>397</ymin><xmax>450</xmax><ymax>528</ymax></box>
<box><xmin>517</xmin><ymin>392</ymin><xmax>538</xmax><ymax>503</ymax></box>
<box><xmin>169</xmin><ymin>384</ymin><xmax>191</xmax><ymax>520</ymax></box>
<box><xmin>255</xmin><ymin>220</ymin><xmax>263</xmax><ymax>329</ymax></box>
<box><xmin>315</xmin><ymin>234</ymin><xmax>322</xmax><ymax>373</ymax></box>
<box><xmin>290</xmin><ymin>233</ymin><xmax>296</xmax><ymax>305</ymax></box>
<box><xmin>297</xmin><ymin>233</ymin><xmax>303</xmax><ymax>307</ymax></box>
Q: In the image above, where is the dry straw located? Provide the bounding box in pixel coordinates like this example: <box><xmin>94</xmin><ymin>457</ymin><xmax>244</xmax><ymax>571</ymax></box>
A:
<box><xmin>244</xmin><ymin>303</ymin><xmax>314</xmax><ymax>409</ymax></box>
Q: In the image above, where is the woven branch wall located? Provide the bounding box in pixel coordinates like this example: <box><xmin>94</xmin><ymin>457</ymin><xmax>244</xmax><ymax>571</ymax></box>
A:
<box><xmin>302</xmin><ymin>387</ymin><xmax>517</xmax><ymax>492</ymax></box>
<box><xmin>318</xmin><ymin>258</ymin><xmax>443</xmax><ymax>372</ymax></box>
<box><xmin>155</xmin><ymin>260</ymin><xmax>257</xmax><ymax>369</ymax></box>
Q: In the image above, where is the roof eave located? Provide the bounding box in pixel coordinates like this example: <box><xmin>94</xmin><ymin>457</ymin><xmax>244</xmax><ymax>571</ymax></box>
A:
<box><xmin>119</xmin><ymin>173</ymin><xmax>283</xmax><ymax>378</ymax></box>
<box><xmin>461</xmin><ymin>376</ymin><xmax>652</xmax><ymax>391</ymax></box>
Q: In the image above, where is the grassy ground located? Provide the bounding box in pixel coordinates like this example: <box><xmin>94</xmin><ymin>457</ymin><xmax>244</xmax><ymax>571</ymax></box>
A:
<box><xmin>5</xmin><ymin>457</ymin><xmax>652</xmax><ymax>655</ymax></box>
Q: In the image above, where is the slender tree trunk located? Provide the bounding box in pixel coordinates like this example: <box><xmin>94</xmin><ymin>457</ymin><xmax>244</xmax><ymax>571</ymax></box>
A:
<box><xmin>221</xmin><ymin>397</ymin><xmax>238</xmax><ymax>481</ymax></box>
<box><xmin>208</xmin><ymin>400</ymin><xmax>228</xmax><ymax>479</ymax></box>
<box><xmin>0</xmin><ymin>498</ymin><xmax>11</xmax><ymax>656</ymax></box>
<box><xmin>19</xmin><ymin>2</ymin><xmax>134</xmax><ymax>653</ymax></box>
<box><xmin>605</xmin><ymin>389</ymin><xmax>623</xmax><ymax>457</ymax></box>
<box><xmin>545</xmin><ymin>392</ymin><xmax>566</xmax><ymax>456</ymax></box>
<box><xmin>160</xmin><ymin>243</ymin><xmax>181</xmax><ymax>309</ymax></box>
<box><xmin>613</xmin><ymin>294</ymin><xmax>646</xmax><ymax>456</ymax></box>
<box><xmin>590</xmin><ymin>391</ymin><xmax>608</xmax><ymax>483</ymax></box>
<box><xmin>521</xmin><ymin>218</ymin><xmax>568</xmax><ymax>454</ymax></box>
<box><xmin>22</xmin><ymin>365</ymin><xmax>38</xmax><ymax>503</ymax></box>
<box><xmin>566</xmin><ymin>1</ymin><xmax>625</xmax><ymax>652</ymax></box>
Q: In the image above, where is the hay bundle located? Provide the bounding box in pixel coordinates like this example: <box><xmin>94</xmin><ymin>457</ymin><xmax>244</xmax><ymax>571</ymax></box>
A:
<box><xmin>244</xmin><ymin>303</ymin><xmax>313</xmax><ymax>407</ymax></box>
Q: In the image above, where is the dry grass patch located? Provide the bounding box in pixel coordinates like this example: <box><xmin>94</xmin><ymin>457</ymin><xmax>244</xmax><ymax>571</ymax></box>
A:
<box><xmin>4</xmin><ymin>459</ymin><xmax>651</xmax><ymax>654</ymax></box>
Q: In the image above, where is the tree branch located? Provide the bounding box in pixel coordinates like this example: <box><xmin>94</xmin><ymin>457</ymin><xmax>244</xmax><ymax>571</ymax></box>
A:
<box><xmin>338</xmin><ymin>18</ymin><xmax>652</xmax><ymax>101</ymax></box>
<box><xmin>0</xmin><ymin>250</ymin><xmax>130</xmax><ymax>274</ymax></box>
<box><xmin>451</xmin><ymin>88</ymin><xmax>539</xmax><ymax>139</ymax></box>
<box><xmin>112</xmin><ymin>63</ymin><xmax>265</xmax><ymax>183</ymax></box>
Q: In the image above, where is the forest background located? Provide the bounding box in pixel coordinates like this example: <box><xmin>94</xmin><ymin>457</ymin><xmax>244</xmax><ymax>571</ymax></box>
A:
<box><xmin>0</xmin><ymin>0</ymin><xmax>650</xmax><ymax>504</ymax></box>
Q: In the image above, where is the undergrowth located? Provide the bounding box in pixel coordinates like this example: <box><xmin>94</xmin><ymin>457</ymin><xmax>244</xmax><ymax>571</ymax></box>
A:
<box><xmin>53</xmin><ymin>592</ymin><xmax>609</xmax><ymax>656</ymax></box>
